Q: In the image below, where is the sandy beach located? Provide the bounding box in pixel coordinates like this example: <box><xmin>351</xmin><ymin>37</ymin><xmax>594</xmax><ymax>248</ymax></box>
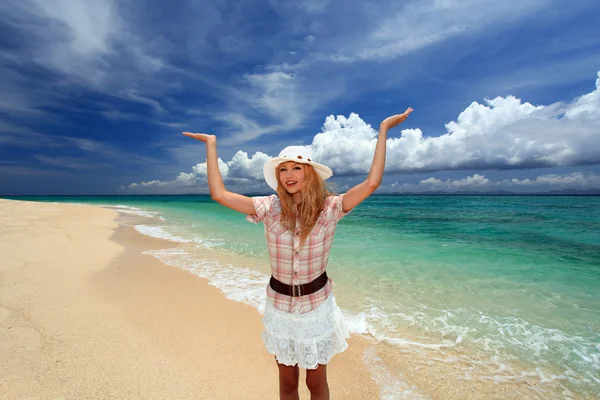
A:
<box><xmin>0</xmin><ymin>199</ymin><xmax>379</xmax><ymax>399</ymax></box>
<box><xmin>1</xmin><ymin>198</ymin><xmax>581</xmax><ymax>400</ymax></box>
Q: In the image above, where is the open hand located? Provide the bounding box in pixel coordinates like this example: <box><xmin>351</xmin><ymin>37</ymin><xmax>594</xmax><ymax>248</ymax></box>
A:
<box><xmin>182</xmin><ymin>132</ymin><xmax>216</xmax><ymax>143</ymax></box>
<box><xmin>380</xmin><ymin>107</ymin><xmax>413</xmax><ymax>131</ymax></box>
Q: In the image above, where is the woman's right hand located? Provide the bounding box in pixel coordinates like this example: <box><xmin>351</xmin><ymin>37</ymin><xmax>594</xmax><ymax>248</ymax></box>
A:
<box><xmin>182</xmin><ymin>132</ymin><xmax>216</xmax><ymax>144</ymax></box>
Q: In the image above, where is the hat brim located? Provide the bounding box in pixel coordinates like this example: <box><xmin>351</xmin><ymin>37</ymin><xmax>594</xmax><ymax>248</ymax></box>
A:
<box><xmin>263</xmin><ymin>157</ymin><xmax>333</xmax><ymax>192</ymax></box>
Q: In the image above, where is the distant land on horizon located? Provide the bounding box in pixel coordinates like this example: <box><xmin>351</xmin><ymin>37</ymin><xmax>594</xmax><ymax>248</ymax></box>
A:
<box><xmin>225</xmin><ymin>189</ymin><xmax>600</xmax><ymax>197</ymax></box>
<box><xmin>379</xmin><ymin>188</ymin><xmax>600</xmax><ymax>196</ymax></box>
<box><xmin>2</xmin><ymin>189</ymin><xmax>600</xmax><ymax>197</ymax></box>
<box><xmin>9</xmin><ymin>190</ymin><xmax>600</xmax><ymax>197</ymax></box>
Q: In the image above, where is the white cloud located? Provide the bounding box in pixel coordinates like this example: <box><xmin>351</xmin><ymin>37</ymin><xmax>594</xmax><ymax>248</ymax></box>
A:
<box><xmin>0</xmin><ymin>0</ymin><xmax>173</xmax><ymax>117</ymax></box>
<box><xmin>33</xmin><ymin>0</ymin><xmax>115</xmax><ymax>55</ymax></box>
<box><xmin>379</xmin><ymin>172</ymin><xmax>600</xmax><ymax>193</ymax></box>
<box><xmin>1</xmin><ymin>0</ymin><xmax>574</xmax><ymax>147</ymax></box>
<box><xmin>565</xmin><ymin>72</ymin><xmax>600</xmax><ymax>119</ymax></box>
<box><xmin>125</xmin><ymin>71</ymin><xmax>600</xmax><ymax>193</ymax></box>
<box><xmin>230</xmin><ymin>0</ymin><xmax>577</xmax><ymax>145</ymax></box>
<box><xmin>229</xmin><ymin>71</ymin><xmax>304</xmax><ymax>139</ymax></box>
<box><xmin>310</xmin><ymin>113</ymin><xmax>377</xmax><ymax>174</ymax></box>
<box><xmin>16</xmin><ymin>0</ymin><xmax>126</xmax><ymax>86</ymax></box>
<box><xmin>316</xmin><ymin>0</ymin><xmax>554</xmax><ymax>62</ymax></box>
<box><xmin>311</xmin><ymin>71</ymin><xmax>600</xmax><ymax>175</ymax></box>
<box><xmin>243</xmin><ymin>71</ymin><xmax>297</xmax><ymax>120</ymax></box>
<box><xmin>124</xmin><ymin>151</ymin><xmax>271</xmax><ymax>193</ymax></box>
<box><xmin>208</xmin><ymin>112</ymin><xmax>276</xmax><ymax>144</ymax></box>
<box><xmin>510</xmin><ymin>171</ymin><xmax>600</xmax><ymax>187</ymax></box>
<box><xmin>120</xmin><ymin>89</ymin><xmax>166</xmax><ymax>113</ymax></box>
<box><xmin>212</xmin><ymin>0</ymin><xmax>566</xmax><ymax>143</ymax></box>
<box><xmin>219</xmin><ymin>67</ymin><xmax>345</xmax><ymax>143</ymax></box>
<box><xmin>419</xmin><ymin>174</ymin><xmax>492</xmax><ymax>190</ymax></box>
<box><xmin>227</xmin><ymin>151</ymin><xmax>272</xmax><ymax>180</ymax></box>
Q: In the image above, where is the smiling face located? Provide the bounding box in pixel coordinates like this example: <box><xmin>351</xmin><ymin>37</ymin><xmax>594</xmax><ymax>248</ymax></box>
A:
<box><xmin>277</xmin><ymin>161</ymin><xmax>306</xmax><ymax>198</ymax></box>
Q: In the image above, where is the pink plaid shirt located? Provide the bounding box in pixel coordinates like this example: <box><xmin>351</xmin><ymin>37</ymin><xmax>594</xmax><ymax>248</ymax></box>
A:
<box><xmin>246</xmin><ymin>194</ymin><xmax>351</xmax><ymax>314</ymax></box>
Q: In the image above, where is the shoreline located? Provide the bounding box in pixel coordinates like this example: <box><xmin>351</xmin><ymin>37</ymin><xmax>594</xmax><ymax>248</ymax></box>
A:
<box><xmin>0</xmin><ymin>199</ymin><xmax>379</xmax><ymax>399</ymax></box>
<box><xmin>0</xmin><ymin>198</ymin><xmax>579</xmax><ymax>399</ymax></box>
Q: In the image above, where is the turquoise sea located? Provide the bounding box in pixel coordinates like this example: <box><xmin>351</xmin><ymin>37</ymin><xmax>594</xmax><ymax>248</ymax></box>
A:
<box><xmin>5</xmin><ymin>195</ymin><xmax>600</xmax><ymax>399</ymax></box>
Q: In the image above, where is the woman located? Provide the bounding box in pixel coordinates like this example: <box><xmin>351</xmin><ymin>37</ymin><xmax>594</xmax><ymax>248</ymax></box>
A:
<box><xmin>183</xmin><ymin>107</ymin><xmax>412</xmax><ymax>400</ymax></box>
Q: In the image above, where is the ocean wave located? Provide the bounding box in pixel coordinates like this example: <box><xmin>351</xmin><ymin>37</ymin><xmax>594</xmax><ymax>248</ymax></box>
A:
<box><xmin>141</xmin><ymin>246</ymin><xmax>422</xmax><ymax>398</ymax></box>
<box><xmin>358</xmin><ymin>296</ymin><xmax>600</xmax><ymax>396</ymax></box>
<box><xmin>132</xmin><ymin>224</ymin><xmax>226</xmax><ymax>249</ymax></box>
<box><xmin>102</xmin><ymin>204</ymin><xmax>166</xmax><ymax>220</ymax></box>
<box><xmin>142</xmin><ymin>247</ymin><xmax>269</xmax><ymax>312</ymax></box>
<box><xmin>362</xmin><ymin>347</ymin><xmax>431</xmax><ymax>400</ymax></box>
<box><xmin>134</xmin><ymin>225</ymin><xmax>192</xmax><ymax>243</ymax></box>
<box><xmin>140</xmin><ymin>243</ymin><xmax>600</xmax><ymax>397</ymax></box>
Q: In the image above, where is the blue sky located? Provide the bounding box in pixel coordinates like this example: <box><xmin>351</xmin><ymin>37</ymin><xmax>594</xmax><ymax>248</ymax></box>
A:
<box><xmin>1</xmin><ymin>0</ymin><xmax>599</xmax><ymax>195</ymax></box>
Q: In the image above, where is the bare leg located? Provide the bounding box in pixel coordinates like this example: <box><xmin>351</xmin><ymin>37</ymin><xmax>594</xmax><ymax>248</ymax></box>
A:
<box><xmin>306</xmin><ymin>364</ymin><xmax>329</xmax><ymax>400</ymax></box>
<box><xmin>276</xmin><ymin>357</ymin><xmax>300</xmax><ymax>400</ymax></box>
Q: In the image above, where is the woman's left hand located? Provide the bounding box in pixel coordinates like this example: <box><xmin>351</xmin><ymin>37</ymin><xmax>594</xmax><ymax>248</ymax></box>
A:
<box><xmin>380</xmin><ymin>107</ymin><xmax>413</xmax><ymax>131</ymax></box>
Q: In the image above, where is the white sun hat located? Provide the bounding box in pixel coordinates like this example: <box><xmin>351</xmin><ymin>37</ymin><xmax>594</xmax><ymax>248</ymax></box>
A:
<box><xmin>263</xmin><ymin>146</ymin><xmax>333</xmax><ymax>192</ymax></box>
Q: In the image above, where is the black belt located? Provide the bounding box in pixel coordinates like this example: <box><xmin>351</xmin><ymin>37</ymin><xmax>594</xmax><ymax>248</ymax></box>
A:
<box><xmin>269</xmin><ymin>272</ymin><xmax>328</xmax><ymax>297</ymax></box>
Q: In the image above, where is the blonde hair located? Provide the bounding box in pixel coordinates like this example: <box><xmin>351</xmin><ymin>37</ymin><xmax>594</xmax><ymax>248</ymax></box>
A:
<box><xmin>276</xmin><ymin>163</ymin><xmax>334</xmax><ymax>245</ymax></box>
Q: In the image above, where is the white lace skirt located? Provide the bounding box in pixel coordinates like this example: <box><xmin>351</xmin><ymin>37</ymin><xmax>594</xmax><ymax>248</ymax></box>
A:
<box><xmin>262</xmin><ymin>294</ymin><xmax>350</xmax><ymax>369</ymax></box>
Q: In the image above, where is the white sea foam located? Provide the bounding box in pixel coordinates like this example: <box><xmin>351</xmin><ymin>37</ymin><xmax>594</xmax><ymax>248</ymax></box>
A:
<box><xmin>134</xmin><ymin>225</ymin><xmax>192</xmax><ymax>243</ymax></box>
<box><xmin>140</xmin><ymin>241</ymin><xmax>598</xmax><ymax>397</ymax></box>
<box><xmin>344</xmin><ymin>311</ymin><xmax>370</xmax><ymax>335</ymax></box>
<box><xmin>103</xmin><ymin>204</ymin><xmax>166</xmax><ymax>220</ymax></box>
<box><xmin>385</xmin><ymin>337</ymin><xmax>457</xmax><ymax>349</ymax></box>
<box><xmin>142</xmin><ymin>246</ymin><xmax>426</xmax><ymax>399</ymax></box>
<box><xmin>143</xmin><ymin>247</ymin><xmax>269</xmax><ymax>312</ymax></box>
<box><xmin>191</xmin><ymin>237</ymin><xmax>224</xmax><ymax>248</ymax></box>
<box><xmin>352</xmin><ymin>295</ymin><xmax>600</xmax><ymax>396</ymax></box>
<box><xmin>141</xmin><ymin>247</ymin><xmax>378</xmax><ymax>326</ymax></box>
<box><xmin>133</xmin><ymin>224</ymin><xmax>225</xmax><ymax>249</ymax></box>
<box><xmin>362</xmin><ymin>347</ymin><xmax>431</xmax><ymax>400</ymax></box>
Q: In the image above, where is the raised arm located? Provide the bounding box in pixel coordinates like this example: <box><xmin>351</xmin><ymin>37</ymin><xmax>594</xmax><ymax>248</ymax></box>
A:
<box><xmin>182</xmin><ymin>132</ymin><xmax>256</xmax><ymax>215</ymax></box>
<box><xmin>342</xmin><ymin>107</ymin><xmax>413</xmax><ymax>212</ymax></box>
